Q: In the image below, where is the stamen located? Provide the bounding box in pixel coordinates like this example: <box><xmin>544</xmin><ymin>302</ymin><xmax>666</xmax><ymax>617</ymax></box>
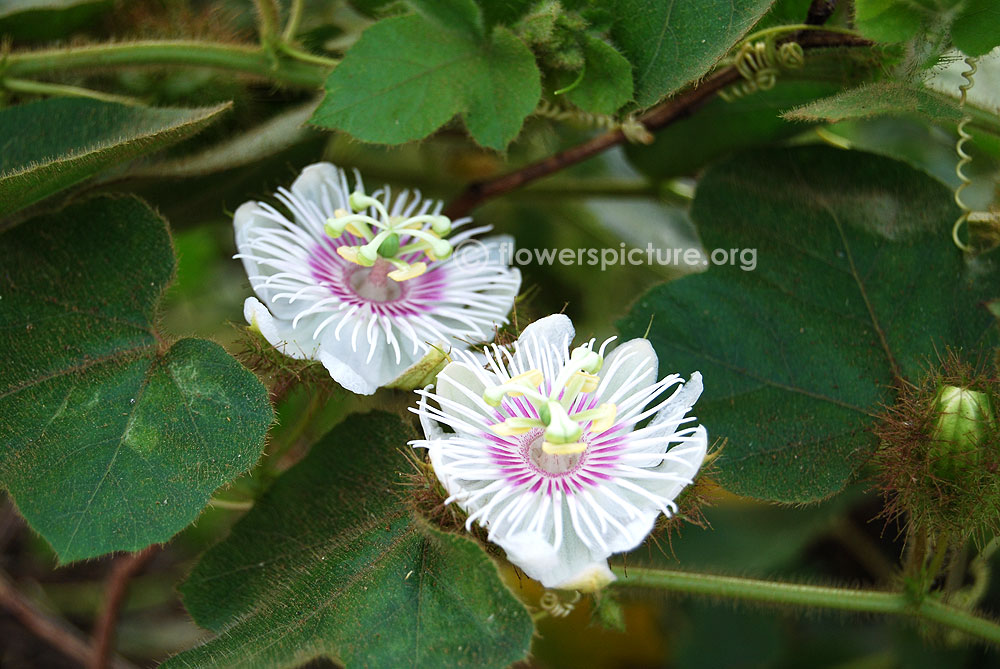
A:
<box><xmin>325</xmin><ymin>185</ymin><xmax>458</xmax><ymax>281</ymax></box>
<box><xmin>491</xmin><ymin>417</ymin><xmax>545</xmax><ymax>436</ymax></box>
<box><xmin>542</xmin><ymin>441</ymin><xmax>587</xmax><ymax>455</ymax></box>
<box><xmin>387</xmin><ymin>262</ymin><xmax>427</xmax><ymax>281</ymax></box>
<box><xmin>572</xmin><ymin>403</ymin><xmax>617</xmax><ymax>434</ymax></box>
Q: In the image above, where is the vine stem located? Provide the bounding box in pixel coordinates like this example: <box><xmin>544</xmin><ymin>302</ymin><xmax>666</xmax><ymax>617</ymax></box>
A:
<box><xmin>3</xmin><ymin>40</ymin><xmax>332</xmax><ymax>88</ymax></box>
<box><xmin>443</xmin><ymin>30</ymin><xmax>872</xmax><ymax>219</ymax></box>
<box><xmin>90</xmin><ymin>545</ymin><xmax>160</xmax><ymax>669</ymax></box>
<box><xmin>1</xmin><ymin>77</ymin><xmax>144</xmax><ymax>105</ymax></box>
<box><xmin>0</xmin><ymin>570</ymin><xmax>137</xmax><ymax>669</ymax></box>
<box><xmin>610</xmin><ymin>566</ymin><xmax>1000</xmax><ymax>645</ymax></box>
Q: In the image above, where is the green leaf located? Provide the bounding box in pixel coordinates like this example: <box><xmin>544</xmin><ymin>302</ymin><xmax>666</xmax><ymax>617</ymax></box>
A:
<box><xmin>0</xmin><ymin>0</ymin><xmax>111</xmax><ymax>41</ymax></box>
<box><xmin>562</xmin><ymin>34</ymin><xmax>634</xmax><ymax>115</ymax></box>
<box><xmin>952</xmin><ymin>0</ymin><xmax>1000</xmax><ymax>57</ymax></box>
<box><xmin>617</xmin><ymin>147</ymin><xmax>999</xmax><ymax>502</ymax></box>
<box><xmin>0</xmin><ymin>195</ymin><xmax>272</xmax><ymax>562</ymax></box>
<box><xmin>609</xmin><ymin>0</ymin><xmax>773</xmax><ymax>108</ymax></box>
<box><xmin>408</xmin><ymin>0</ymin><xmax>484</xmax><ymax>38</ymax></box>
<box><xmin>310</xmin><ymin>14</ymin><xmax>541</xmax><ymax>150</ymax></box>
<box><xmin>168</xmin><ymin>411</ymin><xmax>534</xmax><ymax>669</ymax></box>
<box><xmin>786</xmin><ymin>80</ymin><xmax>980</xmax><ymax>124</ymax></box>
<box><xmin>0</xmin><ymin>98</ymin><xmax>230</xmax><ymax>219</ymax></box>
<box><xmin>476</xmin><ymin>0</ymin><xmax>533</xmax><ymax>27</ymax></box>
<box><xmin>853</xmin><ymin>0</ymin><xmax>924</xmax><ymax>43</ymax></box>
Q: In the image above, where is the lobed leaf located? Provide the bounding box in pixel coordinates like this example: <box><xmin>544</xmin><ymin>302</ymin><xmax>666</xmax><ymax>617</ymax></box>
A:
<box><xmin>617</xmin><ymin>147</ymin><xmax>1000</xmax><ymax>502</ymax></box>
<box><xmin>0</xmin><ymin>195</ymin><xmax>272</xmax><ymax>562</ymax></box>
<box><xmin>563</xmin><ymin>35</ymin><xmax>634</xmax><ymax>115</ymax></box>
<box><xmin>168</xmin><ymin>411</ymin><xmax>534</xmax><ymax>669</ymax></box>
<box><xmin>310</xmin><ymin>13</ymin><xmax>540</xmax><ymax>150</ymax></box>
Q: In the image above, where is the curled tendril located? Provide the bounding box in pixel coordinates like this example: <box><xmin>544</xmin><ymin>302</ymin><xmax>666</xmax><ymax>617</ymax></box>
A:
<box><xmin>953</xmin><ymin>57</ymin><xmax>978</xmax><ymax>253</ymax></box>
<box><xmin>954</xmin><ymin>117</ymin><xmax>974</xmax><ymax>252</ymax></box>
<box><xmin>534</xmin><ymin>100</ymin><xmax>654</xmax><ymax>144</ymax></box>
<box><xmin>718</xmin><ymin>40</ymin><xmax>805</xmax><ymax>102</ymax></box>
<box><xmin>538</xmin><ymin>590</ymin><xmax>582</xmax><ymax>617</ymax></box>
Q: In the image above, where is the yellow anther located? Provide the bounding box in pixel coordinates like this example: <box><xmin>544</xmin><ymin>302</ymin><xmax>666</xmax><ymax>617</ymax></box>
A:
<box><xmin>573</xmin><ymin>371</ymin><xmax>600</xmax><ymax>393</ymax></box>
<box><xmin>542</xmin><ymin>441</ymin><xmax>587</xmax><ymax>455</ymax></box>
<box><xmin>337</xmin><ymin>245</ymin><xmax>373</xmax><ymax>266</ymax></box>
<box><xmin>333</xmin><ymin>208</ymin><xmax>348</xmax><ymax>218</ymax></box>
<box><xmin>506</xmin><ymin>369</ymin><xmax>544</xmax><ymax>394</ymax></box>
<box><xmin>589</xmin><ymin>403</ymin><xmax>617</xmax><ymax>434</ymax></box>
<box><xmin>490</xmin><ymin>417</ymin><xmax>543</xmax><ymax>437</ymax></box>
<box><xmin>387</xmin><ymin>262</ymin><xmax>427</xmax><ymax>282</ymax></box>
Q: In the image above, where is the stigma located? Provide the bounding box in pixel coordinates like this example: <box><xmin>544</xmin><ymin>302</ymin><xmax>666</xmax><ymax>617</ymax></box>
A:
<box><xmin>324</xmin><ymin>189</ymin><xmax>454</xmax><ymax>282</ymax></box>
<box><xmin>484</xmin><ymin>342</ymin><xmax>618</xmax><ymax>455</ymax></box>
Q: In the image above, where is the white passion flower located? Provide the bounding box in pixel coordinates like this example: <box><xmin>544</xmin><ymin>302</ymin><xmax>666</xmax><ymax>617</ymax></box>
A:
<box><xmin>412</xmin><ymin>314</ymin><xmax>707</xmax><ymax>591</ymax></box>
<box><xmin>234</xmin><ymin>162</ymin><xmax>521</xmax><ymax>395</ymax></box>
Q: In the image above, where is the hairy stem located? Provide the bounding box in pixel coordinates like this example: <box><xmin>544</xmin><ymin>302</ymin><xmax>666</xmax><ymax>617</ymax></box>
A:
<box><xmin>1</xmin><ymin>77</ymin><xmax>144</xmax><ymax>105</ymax></box>
<box><xmin>283</xmin><ymin>0</ymin><xmax>306</xmax><ymax>41</ymax></box>
<box><xmin>610</xmin><ymin>566</ymin><xmax>1000</xmax><ymax>646</ymax></box>
<box><xmin>3</xmin><ymin>41</ymin><xmax>331</xmax><ymax>88</ymax></box>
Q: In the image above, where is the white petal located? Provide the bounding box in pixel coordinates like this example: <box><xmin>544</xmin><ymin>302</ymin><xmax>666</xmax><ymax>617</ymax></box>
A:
<box><xmin>243</xmin><ymin>297</ymin><xmax>319</xmax><ymax>360</ymax></box>
<box><xmin>596</xmin><ymin>338</ymin><xmax>658</xmax><ymax>405</ymax></box>
<box><xmin>290</xmin><ymin>162</ymin><xmax>349</xmax><ymax>217</ymax></box>
<box><xmin>318</xmin><ymin>351</ymin><xmax>377</xmax><ymax>395</ymax></box>
<box><xmin>650</xmin><ymin>371</ymin><xmax>704</xmax><ymax>428</ymax></box>
<box><xmin>512</xmin><ymin>313</ymin><xmax>574</xmax><ymax>375</ymax></box>
<box><xmin>234</xmin><ymin>202</ymin><xmax>305</xmax><ymax>320</ymax></box>
<box><xmin>645</xmin><ymin>425</ymin><xmax>708</xmax><ymax>503</ymax></box>
<box><xmin>434</xmin><ymin>361</ymin><xmax>499</xmax><ymax>427</ymax></box>
<box><xmin>316</xmin><ymin>324</ymin><xmax>424</xmax><ymax>396</ymax></box>
<box><xmin>500</xmin><ymin>524</ymin><xmax>616</xmax><ymax>592</ymax></box>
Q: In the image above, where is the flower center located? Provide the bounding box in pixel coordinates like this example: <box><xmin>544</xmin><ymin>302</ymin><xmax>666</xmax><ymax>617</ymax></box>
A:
<box><xmin>485</xmin><ymin>344</ymin><xmax>618</xmax><ymax>457</ymax></box>
<box><xmin>348</xmin><ymin>259</ymin><xmax>403</xmax><ymax>302</ymax></box>
<box><xmin>324</xmin><ymin>188</ymin><xmax>455</xmax><ymax>282</ymax></box>
<box><xmin>524</xmin><ymin>429</ymin><xmax>584</xmax><ymax>475</ymax></box>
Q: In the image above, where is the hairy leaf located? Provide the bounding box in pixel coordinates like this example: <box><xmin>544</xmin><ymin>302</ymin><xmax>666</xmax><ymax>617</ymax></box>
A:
<box><xmin>0</xmin><ymin>195</ymin><xmax>272</xmax><ymax>562</ymax></box>
<box><xmin>853</xmin><ymin>0</ymin><xmax>924</xmax><ymax>43</ymax></box>
<box><xmin>311</xmin><ymin>13</ymin><xmax>540</xmax><ymax>150</ymax></box>
<box><xmin>951</xmin><ymin>0</ymin><xmax>1000</xmax><ymax>57</ymax></box>
<box><xmin>408</xmin><ymin>0</ymin><xmax>484</xmax><ymax>37</ymax></box>
<box><xmin>0</xmin><ymin>98</ymin><xmax>229</xmax><ymax>219</ymax></box>
<box><xmin>0</xmin><ymin>0</ymin><xmax>111</xmax><ymax>41</ymax></box>
<box><xmin>784</xmin><ymin>80</ymin><xmax>999</xmax><ymax>130</ymax></box>
<box><xmin>609</xmin><ymin>0</ymin><xmax>773</xmax><ymax>108</ymax></box>
<box><xmin>563</xmin><ymin>35</ymin><xmax>634</xmax><ymax>115</ymax></box>
<box><xmin>169</xmin><ymin>412</ymin><xmax>534</xmax><ymax>669</ymax></box>
<box><xmin>617</xmin><ymin>147</ymin><xmax>999</xmax><ymax>502</ymax></box>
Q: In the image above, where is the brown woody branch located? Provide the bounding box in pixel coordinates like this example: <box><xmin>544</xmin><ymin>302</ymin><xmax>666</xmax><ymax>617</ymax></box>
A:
<box><xmin>90</xmin><ymin>545</ymin><xmax>160</xmax><ymax>669</ymax></box>
<box><xmin>443</xmin><ymin>30</ymin><xmax>871</xmax><ymax>219</ymax></box>
<box><xmin>0</xmin><ymin>570</ymin><xmax>137</xmax><ymax>669</ymax></box>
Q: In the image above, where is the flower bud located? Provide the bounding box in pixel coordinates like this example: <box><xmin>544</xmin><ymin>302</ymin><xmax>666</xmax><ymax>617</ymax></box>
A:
<box><xmin>929</xmin><ymin>385</ymin><xmax>996</xmax><ymax>480</ymax></box>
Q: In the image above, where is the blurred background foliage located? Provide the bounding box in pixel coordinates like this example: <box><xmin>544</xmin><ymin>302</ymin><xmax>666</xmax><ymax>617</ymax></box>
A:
<box><xmin>2</xmin><ymin>0</ymin><xmax>1000</xmax><ymax>667</ymax></box>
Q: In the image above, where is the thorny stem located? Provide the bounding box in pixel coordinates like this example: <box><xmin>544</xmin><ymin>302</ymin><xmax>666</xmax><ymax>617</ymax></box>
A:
<box><xmin>611</xmin><ymin>566</ymin><xmax>1000</xmax><ymax>646</ymax></box>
